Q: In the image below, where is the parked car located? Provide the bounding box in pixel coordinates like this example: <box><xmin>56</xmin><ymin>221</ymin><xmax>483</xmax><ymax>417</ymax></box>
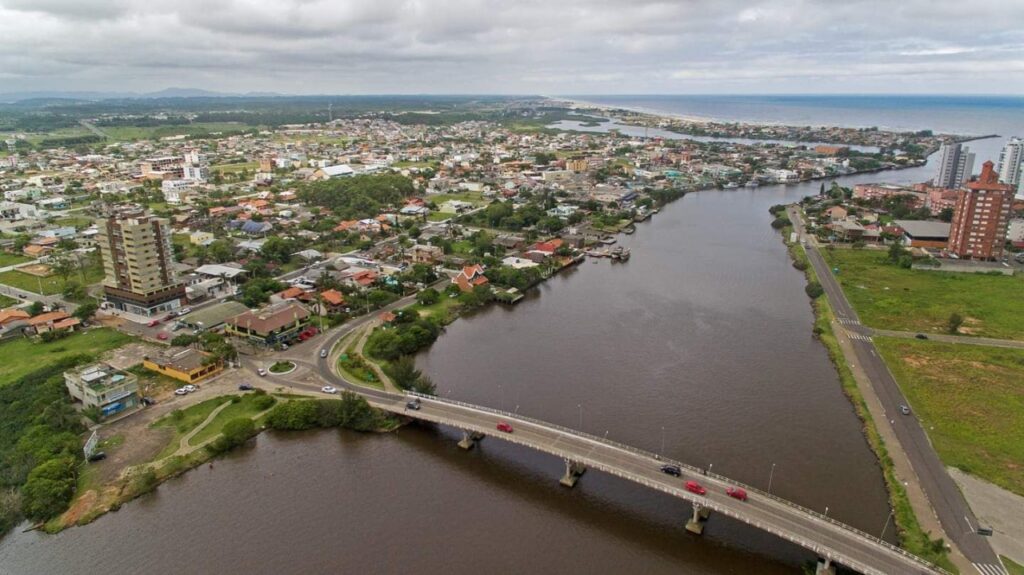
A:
<box><xmin>238</xmin><ymin>384</ymin><xmax>254</xmax><ymax>391</ymax></box>
<box><xmin>156</xmin><ymin>332</ymin><xmax>168</xmax><ymax>340</ymax></box>
<box><xmin>184</xmin><ymin>384</ymin><xmax>197</xmax><ymax>393</ymax></box>
<box><xmin>87</xmin><ymin>451</ymin><xmax>107</xmax><ymax>462</ymax></box>
<box><xmin>147</xmin><ymin>319</ymin><xmax>160</xmax><ymax>327</ymax></box>
<box><xmin>900</xmin><ymin>404</ymin><xmax>911</xmax><ymax>415</ymax></box>
<box><xmin>321</xmin><ymin>385</ymin><xmax>337</xmax><ymax>394</ymax></box>
<box><xmin>726</xmin><ymin>487</ymin><xmax>748</xmax><ymax>501</ymax></box>
<box><xmin>660</xmin><ymin>464</ymin><xmax>682</xmax><ymax>477</ymax></box>
<box><xmin>179</xmin><ymin>307</ymin><xmax>192</xmax><ymax>315</ymax></box>
<box><xmin>915</xmin><ymin>333</ymin><xmax>928</xmax><ymax>340</ymax></box>
<box><xmin>174</xmin><ymin>388</ymin><xmax>188</xmax><ymax>396</ymax></box>
<box><xmin>320</xmin><ymin>349</ymin><xmax>328</xmax><ymax>358</ymax></box>
<box><xmin>685</xmin><ymin>480</ymin><xmax>707</xmax><ymax>495</ymax></box>
<box><xmin>141</xmin><ymin>396</ymin><xmax>156</xmax><ymax>406</ymax></box>
<box><xmin>406</xmin><ymin>399</ymin><xmax>421</xmax><ymax>411</ymax></box>
<box><xmin>496</xmin><ymin>421</ymin><xmax>514</xmax><ymax>433</ymax></box>
<box><xmin>257</xmin><ymin>368</ymin><xmax>267</xmax><ymax>377</ymax></box>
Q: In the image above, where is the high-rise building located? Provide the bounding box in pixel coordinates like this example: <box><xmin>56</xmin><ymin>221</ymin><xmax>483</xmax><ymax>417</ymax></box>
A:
<box><xmin>948</xmin><ymin>161</ymin><xmax>1015</xmax><ymax>260</ymax></box>
<box><xmin>996</xmin><ymin>137</ymin><xmax>1023</xmax><ymax>194</ymax></box>
<box><xmin>97</xmin><ymin>209</ymin><xmax>185</xmax><ymax>317</ymax></box>
<box><xmin>934</xmin><ymin>142</ymin><xmax>975</xmax><ymax>189</ymax></box>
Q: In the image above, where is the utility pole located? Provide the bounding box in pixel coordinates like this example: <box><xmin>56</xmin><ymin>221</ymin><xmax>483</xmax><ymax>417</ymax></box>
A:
<box><xmin>768</xmin><ymin>462</ymin><xmax>776</xmax><ymax>494</ymax></box>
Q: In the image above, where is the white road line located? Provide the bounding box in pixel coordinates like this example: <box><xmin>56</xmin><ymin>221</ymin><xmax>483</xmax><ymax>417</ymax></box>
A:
<box><xmin>974</xmin><ymin>563</ymin><xmax>1007</xmax><ymax>575</ymax></box>
<box><xmin>965</xmin><ymin>514</ymin><xmax>974</xmax><ymax>531</ymax></box>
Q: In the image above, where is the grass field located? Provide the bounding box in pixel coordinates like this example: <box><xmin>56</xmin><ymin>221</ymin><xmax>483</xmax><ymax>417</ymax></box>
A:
<box><xmin>0</xmin><ymin>253</ymin><xmax>31</xmax><ymax>267</ymax></box>
<box><xmin>0</xmin><ymin>328</ymin><xmax>134</xmax><ymax>384</ymax></box>
<box><xmin>875</xmin><ymin>337</ymin><xmax>1024</xmax><ymax>497</ymax></box>
<box><xmin>188</xmin><ymin>394</ymin><xmax>274</xmax><ymax>447</ymax></box>
<box><xmin>151</xmin><ymin>398</ymin><xmax>227</xmax><ymax>460</ymax></box>
<box><xmin>0</xmin><ymin>263</ymin><xmax>104</xmax><ymax>295</ymax></box>
<box><xmin>1004</xmin><ymin>557</ymin><xmax>1024</xmax><ymax>575</ymax></box>
<box><xmin>101</xmin><ymin>122</ymin><xmax>259</xmax><ymax>142</ymax></box>
<box><xmin>211</xmin><ymin>161</ymin><xmax>258</xmax><ymax>174</ymax></box>
<box><xmin>824</xmin><ymin>249</ymin><xmax>1024</xmax><ymax>340</ymax></box>
<box><xmin>0</xmin><ymin>294</ymin><xmax>17</xmax><ymax>308</ymax></box>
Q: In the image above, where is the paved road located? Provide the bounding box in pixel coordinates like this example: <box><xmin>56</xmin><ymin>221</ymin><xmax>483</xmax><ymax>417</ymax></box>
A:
<box><xmin>243</xmin><ymin>287</ymin><xmax>952</xmax><ymax>575</ymax></box>
<box><xmin>788</xmin><ymin>207</ymin><xmax>1004</xmax><ymax>575</ymax></box>
<box><xmin>860</xmin><ymin>327</ymin><xmax>1024</xmax><ymax>350</ymax></box>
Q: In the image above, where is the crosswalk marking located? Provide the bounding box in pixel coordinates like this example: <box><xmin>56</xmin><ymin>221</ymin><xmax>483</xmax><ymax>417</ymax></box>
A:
<box><xmin>848</xmin><ymin>333</ymin><xmax>873</xmax><ymax>342</ymax></box>
<box><xmin>837</xmin><ymin>317</ymin><xmax>860</xmax><ymax>325</ymax></box>
<box><xmin>975</xmin><ymin>563</ymin><xmax>1008</xmax><ymax>575</ymax></box>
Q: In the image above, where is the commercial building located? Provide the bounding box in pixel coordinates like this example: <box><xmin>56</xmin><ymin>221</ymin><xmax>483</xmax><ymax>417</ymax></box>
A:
<box><xmin>139</xmin><ymin>156</ymin><xmax>183</xmax><ymax>179</ymax></box>
<box><xmin>98</xmin><ymin>210</ymin><xmax>185</xmax><ymax>317</ymax></box>
<box><xmin>143</xmin><ymin>347</ymin><xmax>223</xmax><ymax>384</ymax></box>
<box><xmin>934</xmin><ymin>142</ymin><xmax>975</xmax><ymax>189</ymax></box>
<box><xmin>948</xmin><ymin>161</ymin><xmax>1015</xmax><ymax>260</ymax></box>
<box><xmin>64</xmin><ymin>363</ymin><xmax>139</xmax><ymax>419</ymax></box>
<box><xmin>996</xmin><ymin>137</ymin><xmax>1023</xmax><ymax>193</ymax></box>
<box><xmin>225</xmin><ymin>301</ymin><xmax>313</xmax><ymax>347</ymax></box>
<box><xmin>893</xmin><ymin>220</ymin><xmax>951</xmax><ymax>249</ymax></box>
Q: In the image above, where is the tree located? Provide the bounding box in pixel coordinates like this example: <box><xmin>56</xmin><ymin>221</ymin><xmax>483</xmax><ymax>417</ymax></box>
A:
<box><xmin>938</xmin><ymin>207</ymin><xmax>954</xmax><ymax>223</ymax></box>
<box><xmin>416</xmin><ymin>288</ymin><xmax>440</xmax><ymax>306</ymax></box>
<box><xmin>947</xmin><ymin>312</ymin><xmax>964</xmax><ymax>334</ymax></box>
<box><xmin>171</xmin><ymin>334</ymin><xmax>198</xmax><ymax>347</ymax></box>
<box><xmin>48</xmin><ymin>251</ymin><xmax>77</xmax><ymax>285</ymax></box>
<box><xmin>20</xmin><ymin>457</ymin><xmax>76</xmax><ymax>522</ymax></box>
<box><xmin>804</xmin><ymin>282</ymin><xmax>824</xmax><ymax>299</ymax></box>
<box><xmin>887</xmin><ymin>242</ymin><xmax>908</xmax><ymax>264</ymax></box>
<box><xmin>72</xmin><ymin>301</ymin><xmax>97</xmax><ymax>321</ymax></box>
<box><xmin>27</xmin><ymin>301</ymin><xmax>45</xmax><ymax>316</ymax></box>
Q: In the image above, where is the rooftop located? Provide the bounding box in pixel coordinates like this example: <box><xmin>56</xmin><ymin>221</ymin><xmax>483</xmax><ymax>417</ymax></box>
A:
<box><xmin>145</xmin><ymin>347</ymin><xmax>213</xmax><ymax>373</ymax></box>
<box><xmin>894</xmin><ymin>219</ymin><xmax>951</xmax><ymax>239</ymax></box>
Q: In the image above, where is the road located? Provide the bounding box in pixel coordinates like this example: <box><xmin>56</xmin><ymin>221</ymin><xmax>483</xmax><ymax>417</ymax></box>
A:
<box><xmin>243</xmin><ymin>285</ymin><xmax>950</xmax><ymax>575</ymax></box>
<box><xmin>788</xmin><ymin>207</ymin><xmax>1004</xmax><ymax>575</ymax></box>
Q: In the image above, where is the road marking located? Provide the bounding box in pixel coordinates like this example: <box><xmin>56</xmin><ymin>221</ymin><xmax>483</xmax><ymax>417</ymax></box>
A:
<box><xmin>964</xmin><ymin>515</ymin><xmax>974</xmax><ymax>531</ymax></box>
<box><xmin>974</xmin><ymin>563</ymin><xmax>1007</xmax><ymax>575</ymax></box>
<box><xmin>848</xmin><ymin>333</ymin><xmax>873</xmax><ymax>342</ymax></box>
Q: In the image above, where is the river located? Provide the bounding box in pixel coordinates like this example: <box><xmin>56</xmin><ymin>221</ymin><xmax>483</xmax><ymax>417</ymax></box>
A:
<box><xmin>0</xmin><ymin>146</ymin><xmax>947</xmax><ymax>575</ymax></box>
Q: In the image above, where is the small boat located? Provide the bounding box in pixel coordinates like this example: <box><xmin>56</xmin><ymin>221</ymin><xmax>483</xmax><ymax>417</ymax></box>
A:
<box><xmin>624</xmin><ymin>226</ymin><xmax>635</xmax><ymax>235</ymax></box>
<box><xmin>723</xmin><ymin>182</ymin><xmax>740</xmax><ymax>189</ymax></box>
<box><xmin>745</xmin><ymin>180</ymin><xmax>760</xmax><ymax>187</ymax></box>
<box><xmin>601</xmin><ymin>237</ymin><xmax>616</xmax><ymax>245</ymax></box>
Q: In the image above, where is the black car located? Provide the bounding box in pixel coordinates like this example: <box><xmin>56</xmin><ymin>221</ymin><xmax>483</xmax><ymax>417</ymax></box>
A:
<box><xmin>238</xmin><ymin>384</ymin><xmax>254</xmax><ymax>391</ymax></box>
<box><xmin>88</xmin><ymin>451</ymin><xmax>107</xmax><ymax>462</ymax></box>
<box><xmin>915</xmin><ymin>333</ymin><xmax>928</xmax><ymax>340</ymax></box>
<box><xmin>405</xmin><ymin>400</ymin><xmax>422</xmax><ymax>411</ymax></box>
<box><xmin>141</xmin><ymin>396</ymin><xmax>156</xmax><ymax>406</ymax></box>
<box><xmin>660</xmin><ymin>464</ymin><xmax>682</xmax><ymax>477</ymax></box>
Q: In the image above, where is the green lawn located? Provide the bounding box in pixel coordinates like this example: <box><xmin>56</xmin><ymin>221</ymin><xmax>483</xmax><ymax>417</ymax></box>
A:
<box><xmin>0</xmin><ymin>264</ymin><xmax>104</xmax><ymax>295</ymax></box>
<box><xmin>211</xmin><ymin>161</ymin><xmax>258</xmax><ymax>174</ymax></box>
<box><xmin>151</xmin><ymin>397</ymin><xmax>228</xmax><ymax>460</ymax></box>
<box><xmin>101</xmin><ymin>122</ymin><xmax>259</xmax><ymax>142</ymax></box>
<box><xmin>0</xmin><ymin>253</ymin><xmax>31</xmax><ymax>267</ymax></box>
<box><xmin>188</xmin><ymin>394</ymin><xmax>274</xmax><ymax>447</ymax></box>
<box><xmin>0</xmin><ymin>294</ymin><xmax>17</xmax><ymax>308</ymax></box>
<box><xmin>875</xmin><ymin>338</ymin><xmax>1024</xmax><ymax>496</ymax></box>
<box><xmin>825</xmin><ymin>249</ymin><xmax>1024</xmax><ymax>340</ymax></box>
<box><xmin>1004</xmin><ymin>557</ymin><xmax>1024</xmax><ymax>575</ymax></box>
<box><xmin>0</xmin><ymin>328</ymin><xmax>134</xmax><ymax>384</ymax></box>
<box><xmin>406</xmin><ymin>298</ymin><xmax>460</xmax><ymax>325</ymax></box>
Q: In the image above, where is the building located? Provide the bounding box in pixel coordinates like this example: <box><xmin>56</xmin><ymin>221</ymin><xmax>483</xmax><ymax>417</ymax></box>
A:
<box><xmin>948</xmin><ymin>161</ymin><xmax>1015</xmax><ymax>260</ymax></box>
<box><xmin>64</xmin><ymin>363</ymin><xmax>139</xmax><ymax>419</ymax></box>
<box><xmin>182</xmin><ymin>165</ymin><xmax>209</xmax><ymax>182</ymax></box>
<box><xmin>97</xmin><ymin>210</ymin><xmax>185</xmax><ymax>317</ymax></box>
<box><xmin>143</xmin><ymin>347</ymin><xmax>223</xmax><ymax>384</ymax></box>
<box><xmin>225</xmin><ymin>301</ymin><xmax>313</xmax><ymax>346</ymax></box>
<box><xmin>409</xmin><ymin>244</ymin><xmax>443</xmax><ymax>264</ymax></box>
<box><xmin>452</xmin><ymin>264</ymin><xmax>489</xmax><ymax>292</ymax></box>
<box><xmin>140</xmin><ymin>156</ymin><xmax>182</xmax><ymax>179</ymax></box>
<box><xmin>934</xmin><ymin>142</ymin><xmax>974</xmax><ymax>189</ymax></box>
<box><xmin>996</xmin><ymin>137</ymin><xmax>1023</xmax><ymax>193</ymax></box>
<box><xmin>893</xmin><ymin>220</ymin><xmax>951</xmax><ymax>249</ymax></box>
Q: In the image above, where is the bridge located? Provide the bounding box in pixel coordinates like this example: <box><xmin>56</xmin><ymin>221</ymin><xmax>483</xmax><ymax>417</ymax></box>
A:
<box><xmin>263</xmin><ymin>291</ymin><xmax>949</xmax><ymax>575</ymax></box>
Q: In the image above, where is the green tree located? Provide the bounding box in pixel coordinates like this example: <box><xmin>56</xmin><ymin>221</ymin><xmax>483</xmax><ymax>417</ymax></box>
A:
<box><xmin>804</xmin><ymin>281</ymin><xmax>824</xmax><ymax>299</ymax></box>
<box><xmin>947</xmin><ymin>312</ymin><xmax>964</xmax><ymax>334</ymax></box>
<box><xmin>20</xmin><ymin>457</ymin><xmax>76</xmax><ymax>522</ymax></box>
<box><xmin>27</xmin><ymin>301</ymin><xmax>45</xmax><ymax>316</ymax></box>
<box><xmin>72</xmin><ymin>301</ymin><xmax>98</xmax><ymax>321</ymax></box>
<box><xmin>416</xmin><ymin>288</ymin><xmax>440</xmax><ymax>306</ymax></box>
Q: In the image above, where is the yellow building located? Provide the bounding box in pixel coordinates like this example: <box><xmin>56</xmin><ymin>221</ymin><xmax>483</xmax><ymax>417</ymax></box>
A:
<box><xmin>143</xmin><ymin>347</ymin><xmax>223</xmax><ymax>384</ymax></box>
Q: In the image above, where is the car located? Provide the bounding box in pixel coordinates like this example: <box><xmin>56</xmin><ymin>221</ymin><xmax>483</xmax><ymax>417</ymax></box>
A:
<box><xmin>320</xmin><ymin>349</ymin><xmax>328</xmax><ymax>358</ymax></box>
<box><xmin>141</xmin><ymin>396</ymin><xmax>156</xmax><ymax>406</ymax></box>
<box><xmin>405</xmin><ymin>399</ymin><xmax>422</xmax><ymax>411</ymax></box>
<box><xmin>660</xmin><ymin>464</ymin><xmax>682</xmax><ymax>477</ymax></box>
<box><xmin>321</xmin><ymin>385</ymin><xmax>338</xmax><ymax>394</ymax></box>
<box><xmin>163</xmin><ymin>313</ymin><xmax>176</xmax><ymax>321</ymax></box>
<box><xmin>147</xmin><ymin>319</ymin><xmax>160</xmax><ymax>327</ymax></box>
<box><xmin>87</xmin><ymin>451</ymin><xmax>107</xmax><ymax>462</ymax></box>
<box><xmin>257</xmin><ymin>368</ymin><xmax>267</xmax><ymax>376</ymax></box>
<box><xmin>238</xmin><ymin>384</ymin><xmax>254</xmax><ymax>391</ymax></box>
<box><xmin>184</xmin><ymin>384</ymin><xmax>197</xmax><ymax>393</ymax></box>
<box><xmin>281</xmin><ymin>343</ymin><xmax>289</xmax><ymax>350</ymax></box>
<box><xmin>496</xmin><ymin>421</ymin><xmax>514</xmax><ymax>433</ymax></box>
<box><xmin>915</xmin><ymin>333</ymin><xmax>928</xmax><ymax>340</ymax></box>
<box><xmin>900</xmin><ymin>404</ymin><xmax>911</xmax><ymax>415</ymax></box>
<box><xmin>726</xmin><ymin>487</ymin><xmax>748</xmax><ymax>501</ymax></box>
<box><xmin>175</xmin><ymin>388</ymin><xmax>188</xmax><ymax>395</ymax></box>
<box><xmin>18</xmin><ymin>294</ymin><xmax>26</xmax><ymax>299</ymax></box>
<box><xmin>685</xmin><ymin>480</ymin><xmax>707</xmax><ymax>495</ymax></box>
<box><xmin>156</xmin><ymin>332</ymin><xmax>168</xmax><ymax>340</ymax></box>
<box><xmin>179</xmin><ymin>307</ymin><xmax>192</xmax><ymax>315</ymax></box>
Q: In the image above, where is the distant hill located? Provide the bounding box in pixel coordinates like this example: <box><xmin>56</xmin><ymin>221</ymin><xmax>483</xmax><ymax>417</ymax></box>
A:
<box><xmin>0</xmin><ymin>87</ymin><xmax>286</xmax><ymax>103</ymax></box>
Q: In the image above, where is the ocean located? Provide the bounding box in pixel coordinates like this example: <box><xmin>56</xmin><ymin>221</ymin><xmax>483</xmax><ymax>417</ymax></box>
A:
<box><xmin>563</xmin><ymin>95</ymin><xmax>1024</xmax><ymax>166</ymax></box>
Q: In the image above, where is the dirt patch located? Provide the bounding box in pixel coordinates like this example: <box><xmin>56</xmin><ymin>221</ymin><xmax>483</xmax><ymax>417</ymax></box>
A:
<box><xmin>902</xmin><ymin>355</ymin><xmax>929</xmax><ymax>368</ymax></box>
<box><xmin>60</xmin><ymin>489</ymin><xmax>97</xmax><ymax>526</ymax></box>
<box><xmin>88</xmin><ymin>409</ymin><xmax>175</xmax><ymax>486</ymax></box>
<box><xmin>17</xmin><ymin>263</ymin><xmax>53</xmax><ymax>277</ymax></box>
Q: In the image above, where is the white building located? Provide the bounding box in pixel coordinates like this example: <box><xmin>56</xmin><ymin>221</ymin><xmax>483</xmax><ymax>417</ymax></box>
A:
<box><xmin>183</xmin><ymin>164</ymin><xmax>209</xmax><ymax>182</ymax></box>
<box><xmin>997</xmin><ymin>137</ymin><xmax>1023</xmax><ymax>196</ymax></box>
<box><xmin>935</xmin><ymin>142</ymin><xmax>974</xmax><ymax>189</ymax></box>
<box><xmin>161</xmin><ymin>179</ymin><xmax>194</xmax><ymax>204</ymax></box>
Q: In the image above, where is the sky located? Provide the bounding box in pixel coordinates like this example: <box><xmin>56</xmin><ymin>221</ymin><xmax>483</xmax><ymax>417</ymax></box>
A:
<box><xmin>1</xmin><ymin>0</ymin><xmax>1023</xmax><ymax>95</ymax></box>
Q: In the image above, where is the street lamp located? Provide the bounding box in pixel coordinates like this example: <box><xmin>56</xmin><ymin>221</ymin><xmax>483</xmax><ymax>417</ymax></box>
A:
<box><xmin>880</xmin><ymin>510</ymin><xmax>894</xmax><ymax>539</ymax></box>
<box><xmin>768</xmin><ymin>463</ymin><xmax>776</xmax><ymax>494</ymax></box>
<box><xmin>660</xmin><ymin>426</ymin><xmax>665</xmax><ymax>455</ymax></box>
<box><xmin>577</xmin><ymin>404</ymin><xmax>582</xmax><ymax>429</ymax></box>
<box><xmin>824</xmin><ymin>506</ymin><xmax>830</xmax><ymax>519</ymax></box>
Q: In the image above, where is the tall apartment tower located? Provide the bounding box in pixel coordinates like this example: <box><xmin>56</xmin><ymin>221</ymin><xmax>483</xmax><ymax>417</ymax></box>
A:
<box><xmin>97</xmin><ymin>210</ymin><xmax>185</xmax><ymax>317</ymax></box>
<box><xmin>934</xmin><ymin>142</ymin><xmax>975</xmax><ymax>189</ymax></box>
<box><xmin>997</xmin><ymin>137</ymin><xmax>1023</xmax><ymax>195</ymax></box>
<box><xmin>948</xmin><ymin>161</ymin><xmax>1015</xmax><ymax>260</ymax></box>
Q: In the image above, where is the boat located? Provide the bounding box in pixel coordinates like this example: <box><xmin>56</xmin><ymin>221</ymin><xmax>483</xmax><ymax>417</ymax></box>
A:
<box><xmin>601</xmin><ymin>237</ymin><xmax>616</xmax><ymax>245</ymax></box>
<box><xmin>745</xmin><ymin>180</ymin><xmax>760</xmax><ymax>187</ymax></box>
<box><xmin>723</xmin><ymin>182</ymin><xmax>740</xmax><ymax>189</ymax></box>
<box><xmin>624</xmin><ymin>226</ymin><xmax>636</xmax><ymax>235</ymax></box>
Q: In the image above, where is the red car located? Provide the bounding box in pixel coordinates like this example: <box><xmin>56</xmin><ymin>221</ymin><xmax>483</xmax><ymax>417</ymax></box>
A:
<box><xmin>147</xmin><ymin>319</ymin><xmax>160</xmax><ymax>327</ymax></box>
<box><xmin>156</xmin><ymin>332</ymin><xmax>168</xmax><ymax>340</ymax></box>
<box><xmin>726</xmin><ymin>487</ymin><xmax>748</xmax><ymax>501</ymax></box>
<box><xmin>685</xmin><ymin>480</ymin><xmax>706</xmax><ymax>495</ymax></box>
<box><xmin>496</xmin><ymin>421</ymin><xmax>514</xmax><ymax>433</ymax></box>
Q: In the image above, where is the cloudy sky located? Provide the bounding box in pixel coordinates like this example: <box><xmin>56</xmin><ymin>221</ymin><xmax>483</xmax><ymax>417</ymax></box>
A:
<box><xmin>1</xmin><ymin>0</ymin><xmax>1023</xmax><ymax>95</ymax></box>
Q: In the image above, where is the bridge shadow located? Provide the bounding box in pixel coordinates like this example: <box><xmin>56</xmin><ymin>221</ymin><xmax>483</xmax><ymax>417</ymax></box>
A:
<box><xmin>390</xmin><ymin>420</ymin><xmax>818</xmax><ymax>572</ymax></box>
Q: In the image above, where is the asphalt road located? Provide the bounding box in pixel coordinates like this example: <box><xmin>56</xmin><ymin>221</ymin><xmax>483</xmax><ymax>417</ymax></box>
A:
<box><xmin>788</xmin><ymin>207</ymin><xmax>1002</xmax><ymax>573</ymax></box>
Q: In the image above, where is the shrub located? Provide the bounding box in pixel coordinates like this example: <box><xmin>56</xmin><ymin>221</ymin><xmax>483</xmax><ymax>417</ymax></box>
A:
<box><xmin>253</xmin><ymin>395</ymin><xmax>276</xmax><ymax>410</ymax></box>
<box><xmin>804</xmin><ymin>282</ymin><xmax>824</xmax><ymax>299</ymax></box>
<box><xmin>792</xmin><ymin>259</ymin><xmax>808</xmax><ymax>271</ymax></box>
<box><xmin>20</xmin><ymin>457</ymin><xmax>77</xmax><ymax>522</ymax></box>
<box><xmin>131</xmin><ymin>469</ymin><xmax>158</xmax><ymax>496</ymax></box>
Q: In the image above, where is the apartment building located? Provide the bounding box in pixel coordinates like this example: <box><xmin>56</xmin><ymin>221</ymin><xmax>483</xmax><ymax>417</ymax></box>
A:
<box><xmin>948</xmin><ymin>161</ymin><xmax>1015</xmax><ymax>260</ymax></box>
<box><xmin>64</xmin><ymin>363</ymin><xmax>139</xmax><ymax>419</ymax></box>
<box><xmin>98</xmin><ymin>210</ymin><xmax>185</xmax><ymax>316</ymax></box>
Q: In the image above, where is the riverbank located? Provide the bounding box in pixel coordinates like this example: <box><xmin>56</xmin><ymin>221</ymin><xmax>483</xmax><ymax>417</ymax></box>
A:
<box><xmin>773</xmin><ymin>214</ymin><xmax>956</xmax><ymax>572</ymax></box>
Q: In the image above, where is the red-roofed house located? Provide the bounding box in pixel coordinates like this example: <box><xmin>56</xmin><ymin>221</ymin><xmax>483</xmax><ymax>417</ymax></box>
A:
<box><xmin>453</xmin><ymin>264</ymin><xmax>489</xmax><ymax>292</ymax></box>
<box><xmin>318</xmin><ymin>289</ymin><xmax>347</xmax><ymax>314</ymax></box>
<box><xmin>0</xmin><ymin>309</ymin><xmax>30</xmax><ymax>326</ymax></box>
<box><xmin>27</xmin><ymin>311</ymin><xmax>80</xmax><ymax>334</ymax></box>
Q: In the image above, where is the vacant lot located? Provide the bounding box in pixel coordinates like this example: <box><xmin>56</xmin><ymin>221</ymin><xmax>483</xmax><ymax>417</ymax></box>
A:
<box><xmin>0</xmin><ymin>328</ymin><xmax>134</xmax><ymax>384</ymax></box>
<box><xmin>875</xmin><ymin>337</ymin><xmax>1024</xmax><ymax>496</ymax></box>
<box><xmin>0</xmin><ymin>253</ymin><xmax>31</xmax><ymax>267</ymax></box>
<box><xmin>0</xmin><ymin>263</ymin><xmax>104</xmax><ymax>295</ymax></box>
<box><xmin>825</xmin><ymin>249</ymin><xmax>1024</xmax><ymax>340</ymax></box>
<box><xmin>101</xmin><ymin>122</ymin><xmax>259</xmax><ymax>142</ymax></box>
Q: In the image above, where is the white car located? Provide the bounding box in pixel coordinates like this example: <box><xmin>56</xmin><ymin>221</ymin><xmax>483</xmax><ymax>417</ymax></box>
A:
<box><xmin>183</xmin><ymin>384</ymin><xmax>197</xmax><ymax>393</ymax></box>
<box><xmin>257</xmin><ymin>368</ymin><xmax>267</xmax><ymax>376</ymax></box>
<box><xmin>174</xmin><ymin>388</ymin><xmax>188</xmax><ymax>396</ymax></box>
<box><xmin>321</xmin><ymin>385</ymin><xmax>337</xmax><ymax>394</ymax></box>
<box><xmin>179</xmin><ymin>307</ymin><xmax>192</xmax><ymax>315</ymax></box>
<box><xmin>320</xmin><ymin>349</ymin><xmax>328</xmax><ymax>358</ymax></box>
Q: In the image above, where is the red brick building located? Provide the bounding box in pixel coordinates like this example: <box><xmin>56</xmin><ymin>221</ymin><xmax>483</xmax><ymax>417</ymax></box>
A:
<box><xmin>948</xmin><ymin>161</ymin><xmax>1015</xmax><ymax>260</ymax></box>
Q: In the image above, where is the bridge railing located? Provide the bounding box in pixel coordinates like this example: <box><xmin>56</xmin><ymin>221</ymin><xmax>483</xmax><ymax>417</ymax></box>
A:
<box><xmin>405</xmin><ymin>391</ymin><xmax>950</xmax><ymax>575</ymax></box>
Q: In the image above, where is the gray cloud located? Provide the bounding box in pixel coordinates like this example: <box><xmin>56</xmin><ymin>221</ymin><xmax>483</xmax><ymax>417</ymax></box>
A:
<box><xmin>0</xmin><ymin>0</ymin><xmax>1021</xmax><ymax>94</ymax></box>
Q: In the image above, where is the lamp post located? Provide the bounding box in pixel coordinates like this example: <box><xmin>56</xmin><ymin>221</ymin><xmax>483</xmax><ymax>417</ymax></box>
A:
<box><xmin>880</xmin><ymin>510</ymin><xmax>894</xmax><ymax>539</ymax></box>
<box><xmin>824</xmin><ymin>506</ymin><xmax>830</xmax><ymax>519</ymax></box>
<box><xmin>660</xmin><ymin>426</ymin><xmax>665</xmax><ymax>455</ymax></box>
<box><xmin>577</xmin><ymin>404</ymin><xmax>582</xmax><ymax>430</ymax></box>
<box><xmin>768</xmin><ymin>462</ymin><xmax>776</xmax><ymax>494</ymax></box>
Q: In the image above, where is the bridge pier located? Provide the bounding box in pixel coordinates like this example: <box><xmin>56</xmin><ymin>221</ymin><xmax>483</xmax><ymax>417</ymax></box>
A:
<box><xmin>814</xmin><ymin>558</ymin><xmax>835</xmax><ymax>575</ymax></box>
<box><xmin>559</xmin><ymin>459</ymin><xmax>587</xmax><ymax>487</ymax></box>
<box><xmin>685</xmin><ymin>504</ymin><xmax>711</xmax><ymax>535</ymax></box>
<box><xmin>457</xmin><ymin>430</ymin><xmax>485</xmax><ymax>450</ymax></box>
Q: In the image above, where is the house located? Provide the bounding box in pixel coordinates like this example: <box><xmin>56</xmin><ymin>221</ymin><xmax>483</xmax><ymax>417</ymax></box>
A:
<box><xmin>225</xmin><ymin>301</ymin><xmax>313</xmax><ymax>347</ymax></box>
<box><xmin>26</xmin><ymin>311</ymin><xmax>80</xmax><ymax>334</ymax></box>
<box><xmin>190</xmin><ymin>231</ymin><xmax>215</xmax><ymax>245</ymax></box>
<box><xmin>312</xmin><ymin>164</ymin><xmax>355</xmax><ymax>179</ymax></box>
<box><xmin>453</xmin><ymin>264</ymin><xmax>489</xmax><ymax>292</ymax></box>
<box><xmin>22</xmin><ymin>243</ymin><xmax>53</xmax><ymax>259</ymax></box>
<box><xmin>0</xmin><ymin>308</ymin><xmax>30</xmax><ymax>326</ymax></box>
<box><xmin>501</xmin><ymin>256</ymin><xmax>539</xmax><ymax>269</ymax></box>
<box><xmin>824</xmin><ymin>206</ymin><xmax>848</xmax><ymax>222</ymax></box>
<box><xmin>379</xmin><ymin>311</ymin><xmax>397</xmax><ymax>325</ymax></box>
<box><xmin>828</xmin><ymin>220</ymin><xmax>866</xmax><ymax>241</ymax></box>
<box><xmin>893</xmin><ymin>220</ymin><xmax>951</xmax><ymax>249</ymax></box>
<box><xmin>319</xmin><ymin>289</ymin><xmax>347</xmax><ymax>314</ymax></box>
<box><xmin>143</xmin><ymin>347</ymin><xmax>223</xmax><ymax>384</ymax></box>
<box><xmin>64</xmin><ymin>363</ymin><xmax>139</xmax><ymax>419</ymax></box>
<box><xmin>409</xmin><ymin>244</ymin><xmax>443</xmax><ymax>264</ymax></box>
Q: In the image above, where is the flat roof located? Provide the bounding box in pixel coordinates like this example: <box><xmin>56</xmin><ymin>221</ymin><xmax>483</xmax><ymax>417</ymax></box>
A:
<box><xmin>894</xmin><ymin>219</ymin><xmax>951</xmax><ymax>239</ymax></box>
<box><xmin>194</xmin><ymin>264</ymin><xmax>247</xmax><ymax>279</ymax></box>
<box><xmin>181</xmin><ymin>301</ymin><xmax>250</xmax><ymax>328</ymax></box>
